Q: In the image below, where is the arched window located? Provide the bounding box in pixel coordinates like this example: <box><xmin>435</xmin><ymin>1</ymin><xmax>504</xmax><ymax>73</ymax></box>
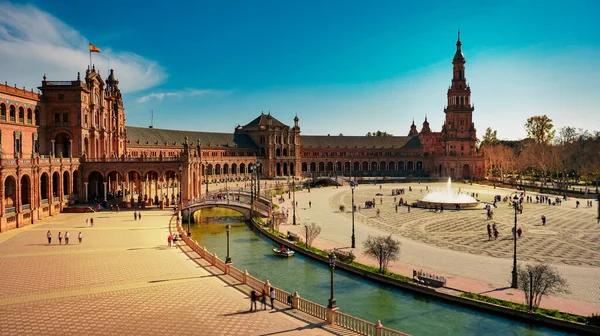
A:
<box><xmin>27</xmin><ymin>108</ymin><xmax>32</xmax><ymax>123</ymax></box>
<box><xmin>18</xmin><ymin>107</ymin><xmax>24</xmax><ymax>122</ymax></box>
<box><xmin>9</xmin><ymin>105</ymin><xmax>16</xmax><ymax>121</ymax></box>
<box><xmin>0</xmin><ymin>103</ymin><xmax>6</xmax><ymax>120</ymax></box>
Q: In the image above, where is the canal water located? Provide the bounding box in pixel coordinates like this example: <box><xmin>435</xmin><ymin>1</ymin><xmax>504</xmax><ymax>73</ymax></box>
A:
<box><xmin>190</xmin><ymin>208</ymin><xmax>574</xmax><ymax>336</ymax></box>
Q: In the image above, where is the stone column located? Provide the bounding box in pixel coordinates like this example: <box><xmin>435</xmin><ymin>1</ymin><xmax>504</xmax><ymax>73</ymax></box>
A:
<box><xmin>84</xmin><ymin>182</ymin><xmax>88</xmax><ymax>202</ymax></box>
<box><xmin>69</xmin><ymin>139</ymin><xmax>73</xmax><ymax>157</ymax></box>
<box><xmin>103</xmin><ymin>182</ymin><xmax>107</xmax><ymax>201</ymax></box>
<box><xmin>50</xmin><ymin>140</ymin><xmax>55</xmax><ymax>157</ymax></box>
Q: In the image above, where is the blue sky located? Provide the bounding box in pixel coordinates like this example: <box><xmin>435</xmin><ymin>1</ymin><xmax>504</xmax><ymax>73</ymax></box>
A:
<box><xmin>1</xmin><ymin>1</ymin><xmax>599</xmax><ymax>139</ymax></box>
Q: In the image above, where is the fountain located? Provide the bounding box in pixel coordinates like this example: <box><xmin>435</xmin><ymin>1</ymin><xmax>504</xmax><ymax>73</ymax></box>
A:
<box><xmin>418</xmin><ymin>177</ymin><xmax>479</xmax><ymax>208</ymax></box>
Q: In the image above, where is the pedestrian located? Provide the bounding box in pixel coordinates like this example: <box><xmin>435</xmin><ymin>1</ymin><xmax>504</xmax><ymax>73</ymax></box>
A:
<box><xmin>541</xmin><ymin>215</ymin><xmax>546</xmax><ymax>226</ymax></box>
<box><xmin>517</xmin><ymin>227</ymin><xmax>522</xmax><ymax>238</ymax></box>
<box><xmin>86</xmin><ymin>218</ymin><xmax>89</xmax><ymax>227</ymax></box>
<box><xmin>65</xmin><ymin>231</ymin><xmax>70</xmax><ymax>245</ymax></box>
<box><xmin>308</xmin><ymin>201</ymin><xmax>311</xmax><ymax>209</ymax></box>
<box><xmin>134</xmin><ymin>211</ymin><xmax>137</xmax><ymax>220</ymax></box>
<box><xmin>168</xmin><ymin>234</ymin><xmax>173</xmax><ymax>247</ymax></box>
<box><xmin>487</xmin><ymin>223</ymin><xmax>491</xmax><ymax>241</ymax></box>
<box><xmin>395</xmin><ymin>204</ymin><xmax>398</xmax><ymax>213</ymax></box>
<box><xmin>407</xmin><ymin>205</ymin><xmax>411</xmax><ymax>213</ymax></box>
<box><xmin>261</xmin><ymin>289</ymin><xmax>267</xmax><ymax>310</ymax></box>
<box><xmin>47</xmin><ymin>230</ymin><xmax>52</xmax><ymax>245</ymax></box>
<box><xmin>250</xmin><ymin>290</ymin><xmax>258</xmax><ymax>312</ymax></box>
<box><xmin>511</xmin><ymin>227</ymin><xmax>516</xmax><ymax>240</ymax></box>
<box><xmin>138</xmin><ymin>212</ymin><xmax>142</xmax><ymax>220</ymax></box>
<box><xmin>270</xmin><ymin>287</ymin><xmax>276</xmax><ymax>309</ymax></box>
<box><xmin>90</xmin><ymin>218</ymin><xmax>94</xmax><ymax>227</ymax></box>
<box><xmin>58</xmin><ymin>231</ymin><xmax>63</xmax><ymax>245</ymax></box>
<box><xmin>493</xmin><ymin>227</ymin><xmax>499</xmax><ymax>240</ymax></box>
<box><xmin>78</xmin><ymin>232</ymin><xmax>83</xmax><ymax>244</ymax></box>
<box><xmin>376</xmin><ymin>208</ymin><xmax>380</xmax><ymax>217</ymax></box>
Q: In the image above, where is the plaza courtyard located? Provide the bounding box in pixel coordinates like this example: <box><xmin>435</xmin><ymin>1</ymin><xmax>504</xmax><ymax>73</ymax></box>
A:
<box><xmin>285</xmin><ymin>181</ymin><xmax>600</xmax><ymax>312</ymax></box>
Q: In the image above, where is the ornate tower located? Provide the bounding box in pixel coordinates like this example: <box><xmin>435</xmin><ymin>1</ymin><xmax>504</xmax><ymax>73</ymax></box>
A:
<box><xmin>442</xmin><ymin>30</ymin><xmax>477</xmax><ymax>156</ymax></box>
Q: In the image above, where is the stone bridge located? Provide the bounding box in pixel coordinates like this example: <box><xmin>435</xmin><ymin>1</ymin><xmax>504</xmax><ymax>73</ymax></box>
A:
<box><xmin>183</xmin><ymin>197</ymin><xmax>271</xmax><ymax>220</ymax></box>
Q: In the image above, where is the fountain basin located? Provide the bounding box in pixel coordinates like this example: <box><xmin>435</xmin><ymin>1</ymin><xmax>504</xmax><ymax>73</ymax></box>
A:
<box><xmin>417</xmin><ymin>178</ymin><xmax>479</xmax><ymax>208</ymax></box>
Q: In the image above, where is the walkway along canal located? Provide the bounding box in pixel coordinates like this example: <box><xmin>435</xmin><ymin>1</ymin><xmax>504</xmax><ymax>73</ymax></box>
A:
<box><xmin>186</xmin><ymin>208</ymin><xmax>578</xmax><ymax>336</ymax></box>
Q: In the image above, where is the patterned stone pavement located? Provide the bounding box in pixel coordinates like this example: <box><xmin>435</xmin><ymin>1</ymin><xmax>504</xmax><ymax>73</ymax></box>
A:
<box><xmin>0</xmin><ymin>211</ymin><xmax>344</xmax><ymax>336</ymax></box>
<box><xmin>287</xmin><ymin>182</ymin><xmax>600</xmax><ymax>313</ymax></box>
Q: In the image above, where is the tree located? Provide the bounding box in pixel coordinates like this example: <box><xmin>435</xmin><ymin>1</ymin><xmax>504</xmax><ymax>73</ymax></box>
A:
<box><xmin>366</xmin><ymin>130</ymin><xmax>393</xmax><ymax>137</ymax></box>
<box><xmin>480</xmin><ymin>127</ymin><xmax>498</xmax><ymax>147</ymax></box>
<box><xmin>517</xmin><ymin>262</ymin><xmax>569</xmax><ymax>308</ymax></box>
<box><xmin>304</xmin><ymin>222</ymin><xmax>321</xmax><ymax>247</ymax></box>
<box><xmin>525</xmin><ymin>115</ymin><xmax>555</xmax><ymax>144</ymax></box>
<box><xmin>271</xmin><ymin>212</ymin><xmax>286</xmax><ymax>233</ymax></box>
<box><xmin>363</xmin><ymin>235</ymin><xmax>401</xmax><ymax>273</ymax></box>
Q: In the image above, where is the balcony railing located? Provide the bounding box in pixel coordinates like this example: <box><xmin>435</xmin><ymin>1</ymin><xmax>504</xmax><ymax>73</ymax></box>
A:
<box><xmin>22</xmin><ymin>204</ymin><xmax>30</xmax><ymax>211</ymax></box>
<box><xmin>6</xmin><ymin>207</ymin><xmax>16</xmax><ymax>214</ymax></box>
<box><xmin>41</xmin><ymin>199</ymin><xmax>49</xmax><ymax>204</ymax></box>
<box><xmin>53</xmin><ymin>197</ymin><xmax>60</xmax><ymax>202</ymax></box>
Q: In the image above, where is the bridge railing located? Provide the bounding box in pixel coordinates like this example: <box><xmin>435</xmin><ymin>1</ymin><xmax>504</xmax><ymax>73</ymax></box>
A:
<box><xmin>174</xmin><ymin>216</ymin><xmax>410</xmax><ymax>336</ymax></box>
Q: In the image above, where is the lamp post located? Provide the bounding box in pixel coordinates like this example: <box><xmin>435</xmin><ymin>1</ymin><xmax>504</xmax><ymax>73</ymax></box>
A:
<box><xmin>178</xmin><ymin>164</ymin><xmax>183</xmax><ymax>216</ymax></box>
<box><xmin>351</xmin><ymin>181</ymin><xmax>356</xmax><ymax>248</ymax></box>
<box><xmin>186</xmin><ymin>208</ymin><xmax>191</xmax><ymax>237</ymax></box>
<box><xmin>334</xmin><ymin>161</ymin><xmax>338</xmax><ymax>188</ymax></box>
<box><xmin>204</xmin><ymin>165</ymin><xmax>209</xmax><ymax>199</ymax></box>
<box><xmin>305</xmin><ymin>224</ymin><xmax>309</xmax><ymax>247</ymax></box>
<box><xmin>292</xmin><ymin>178</ymin><xmax>297</xmax><ymax>225</ymax></box>
<box><xmin>328</xmin><ymin>251</ymin><xmax>337</xmax><ymax>309</ymax></box>
<box><xmin>225</xmin><ymin>224</ymin><xmax>231</xmax><ymax>264</ymax></box>
<box><xmin>563</xmin><ymin>169</ymin><xmax>567</xmax><ymax>200</ymax></box>
<box><xmin>256</xmin><ymin>162</ymin><xmax>261</xmax><ymax>200</ymax></box>
<box><xmin>510</xmin><ymin>192</ymin><xmax>520</xmax><ymax>289</ymax></box>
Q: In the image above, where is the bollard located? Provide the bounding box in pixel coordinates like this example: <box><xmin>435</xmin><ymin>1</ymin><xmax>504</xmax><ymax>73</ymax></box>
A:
<box><xmin>264</xmin><ymin>280</ymin><xmax>271</xmax><ymax>296</ymax></box>
<box><xmin>375</xmin><ymin>319</ymin><xmax>383</xmax><ymax>336</ymax></box>
<box><xmin>326</xmin><ymin>306</ymin><xmax>339</xmax><ymax>324</ymax></box>
<box><xmin>243</xmin><ymin>270</ymin><xmax>248</xmax><ymax>284</ymax></box>
<box><xmin>292</xmin><ymin>291</ymin><xmax>300</xmax><ymax>309</ymax></box>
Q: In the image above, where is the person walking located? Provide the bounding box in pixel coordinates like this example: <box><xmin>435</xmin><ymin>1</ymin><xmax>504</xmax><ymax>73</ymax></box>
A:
<box><xmin>86</xmin><ymin>218</ymin><xmax>89</xmax><ymax>227</ymax></box>
<box><xmin>261</xmin><ymin>289</ymin><xmax>268</xmax><ymax>310</ymax></box>
<box><xmin>541</xmin><ymin>215</ymin><xmax>546</xmax><ymax>226</ymax></box>
<box><xmin>47</xmin><ymin>230</ymin><xmax>52</xmax><ymax>245</ymax></box>
<box><xmin>58</xmin><ymin>232</ymin><xmax>63</xmax><ymax>245</ymax></box>
<box><xmin>65</xmin><ymin>231</ymin><xmax>70</xmax><ymax>245</ymax></box>
<box><xmin>308</xmin><ymin>201</ymin><xmax>311</xmax><ymax>209</ymax></box>
<box><xmin>250</xmin><ymin>290</ymin><xmax>258</xmax><ymax>312</ymax></box>
<box><xmin>269</xmin><ymin>287</ymin><xmax>276</xmax><ymax>309</ymax></box>
<box><xmin>78</xmin><ymin>232</ymin><xmax>83</xmax><ymax>244</ymax></box>
<box><xmin>487</xmin><ymin>223</ymin><xmax>492</xmax><ymax>241</ymax></box>
<box><xmin>90</xmin><ymin>218</ymin><xmax>94</xmax><ymax>227</ymax></box>
<box><xmin>138</xmin><ymin>212</ymin><xmax>142</xmax><ymax>220</ymax></box>
<box><xmin>134</xmin><ymin>211</ymin><xmax>138</xmax><ymax>220</ymax></box>
<box><xmin>517</xmin><ymin>227</ymin><xmax>522</xmax><ymax>238</ymax></box>
<box><xmin>395</xmin><ymin>204</ymin><xmax>398</xmax><ymax>213</ymax></box>
<box><xmin>167</xmin><ymin>234</ymin><xmax>173</xmax><ymax>247</ymax></box>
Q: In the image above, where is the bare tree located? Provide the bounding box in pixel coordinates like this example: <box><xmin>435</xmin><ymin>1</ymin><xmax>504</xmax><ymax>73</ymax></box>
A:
<box><xmin>363</xmin><ymin>235</ymin><xmax>401</xmax><ymax>273</ymax></box>
<box><xmin>517</xmin><ymin>263</ymin><xmax>569</xmax><ymax>308</ymax></box>
<box><xmin>304</xmin><ymin>222</ymin><xmax>321</xmax><ymax>247</ymax></box>
<box><xmin>271</xmin><ymin>212</ymin><xmax>286</xmax><ymax>232</ymax></box>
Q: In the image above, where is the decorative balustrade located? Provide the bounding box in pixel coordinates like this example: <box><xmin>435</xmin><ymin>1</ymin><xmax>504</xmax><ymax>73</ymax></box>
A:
<box><xmin>273</xmin><ymin>287</ymin><xmax>291</xmax><ymax>306</ymax></box>
<box><xmin>336</xmin><ymin>312</ymin><xmax>376</xmax><ymax>335</ymax></box>
<box><xmin>245</xmin><ymin>274</ymin><xmax>265</xmax><ymax>292</ymax></box>
<box><xmin>228</xmin><ymin>267</ymin><xmax>245</xmax><ymax>283</ymax></box>
<box><xmin>5</xmin><ymin>207</ymin><xmax>16</xmax><ymax>214</ymax></box>
<box><xmin>41</xmin><ymin>199</ymin><xmax>49</xmax><ymax>204</ymax></box>
<box><xmin>53</xmin><ymin>197</ymin><xmax>60</xmax><ymax>202</ymax></box>
<box><xmin>214</xmin><ymin>256</ymin><xmax>227</xmax><ymax>273</ymax></box>
<box><xmin>21</xmin><ymin>204</ymin><xmax>30</xmax><ymax>211</ymax></box>
<box><xmin>380</xmin><ymin>326</ymin><xmax>411</xmax><ymax>336</ymax></box>
<box><xmin>297</xmin><ymin>297</ymin><xmax>328</xmax><ymax>320</ymax></box>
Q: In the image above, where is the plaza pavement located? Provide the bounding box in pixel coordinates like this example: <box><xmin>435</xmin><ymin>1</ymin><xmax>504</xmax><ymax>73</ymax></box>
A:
<box><xmin>0</xmin><ymin>209</ymin><xmax>350</xmax><ymax>336</ymax></box>
<box><xmin>280</xmin><ymin>182</ymin><xmax>600</xmax><ymax>316</ymax></box>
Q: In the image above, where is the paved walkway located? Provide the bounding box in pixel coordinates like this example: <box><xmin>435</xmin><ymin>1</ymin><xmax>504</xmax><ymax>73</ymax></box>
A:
<box><xmin>0</xmin><ymin>210</ymin><xmax>344</xmax><ymax>335</ymax></box>
<box><xmin>280</xmin><ymin>182</ymin><xmax>600</xmax><ymax>317</ymax></box>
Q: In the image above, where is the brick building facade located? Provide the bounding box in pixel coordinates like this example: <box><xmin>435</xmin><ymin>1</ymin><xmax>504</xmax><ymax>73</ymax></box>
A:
<box><xmin>0</xmin><ymin>34</ymin><xmax>483</xmax><ymax>232</ymax></box>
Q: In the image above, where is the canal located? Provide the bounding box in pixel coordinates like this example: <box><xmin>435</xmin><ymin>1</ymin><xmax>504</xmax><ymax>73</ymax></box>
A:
<box><xmin>189</xmin><ymin>208</ymin><xmax>575</xmax><ymax>336</ymax></box>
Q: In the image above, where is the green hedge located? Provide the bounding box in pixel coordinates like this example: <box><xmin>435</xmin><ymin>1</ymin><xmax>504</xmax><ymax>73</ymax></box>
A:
<box><xmin>460</xmin><ymin>292</ymin><xmax>587</xmax><ymax>324</ymax></box>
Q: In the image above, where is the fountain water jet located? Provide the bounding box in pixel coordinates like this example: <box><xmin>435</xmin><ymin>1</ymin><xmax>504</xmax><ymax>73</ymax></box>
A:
<box><xmin>418</xmin><ymin>177</ymin><xmax>479</xmax><ymax>208</ymax></box>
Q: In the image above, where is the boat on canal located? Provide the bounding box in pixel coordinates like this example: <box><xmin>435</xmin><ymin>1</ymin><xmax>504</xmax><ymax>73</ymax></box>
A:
<box><xmin>272</xmin><ymin>248</ymin><xmax>295</xmax><ymax>257</ymax></box>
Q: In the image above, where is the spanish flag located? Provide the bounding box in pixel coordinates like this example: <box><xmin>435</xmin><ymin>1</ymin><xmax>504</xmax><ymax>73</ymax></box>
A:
<box><xmin>89</xmin><ymin>43</ymin><xmax>101</xmax><ymax>53</ymax></box>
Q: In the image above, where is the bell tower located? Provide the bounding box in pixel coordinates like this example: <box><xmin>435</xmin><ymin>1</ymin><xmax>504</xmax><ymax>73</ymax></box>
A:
<box><xmin>442</xmin><ymin>30</ymin><xmax>477</xmax><ymax>156</ymax></box>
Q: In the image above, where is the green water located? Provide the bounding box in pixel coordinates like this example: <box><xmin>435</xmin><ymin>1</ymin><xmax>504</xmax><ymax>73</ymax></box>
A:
<box><xmin>189</xmin><ymin>208</ymin><xmax>575</xmax><ymax>336</ymax></box>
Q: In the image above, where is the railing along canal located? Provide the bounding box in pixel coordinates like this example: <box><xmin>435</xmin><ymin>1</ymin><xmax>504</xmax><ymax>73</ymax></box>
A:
<box><xmin>174</xmin><ymin>217</ymin><xmax>410</xmax><ymax>336</ymax></box>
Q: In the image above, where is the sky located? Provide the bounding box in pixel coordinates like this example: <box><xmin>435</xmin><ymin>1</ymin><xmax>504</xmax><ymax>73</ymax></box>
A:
<box><xmin>0</xmin><ymin>0</ymin><xmax>599</xmax><ymax>140</ymax></box>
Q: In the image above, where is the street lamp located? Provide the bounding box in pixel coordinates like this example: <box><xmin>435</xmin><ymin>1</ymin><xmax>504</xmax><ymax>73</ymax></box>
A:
<box><xmin>563</xmin><ymin>169</ymin><xmax>567</xmax><ymax>200</ymax></box>
<box><xmin>292</xmin><ymin>178</ymin><xmax>297</xmax><ymax>225</ymax></box>
<box><xmin>351</xmin><ymin>181</ymin><xmax>356</xmax><ymax>248</ymax></box>
<box><xmin>225</xmin><ymin>224</ymin><xmax>232</xmax><ymax>264</ymax></box>
<box><xmin>328</xmin><ymin>251</ymin><xmax>337</xmax><ymax>309</ymax></box>
<box><xmin>186</xmin><ymin>208</ymin><xmax>191</xmax><ymax>237</ymax></box>
<box><xmin>178</xmin><ymin>164</ymin><xmax>183</xmax><ymax>215</ymax></box>
<box><xmin>510</xmin><ymin>192</ymin><xmax>520</xmax><ymax>289</ymax></box>
<box><xmin>334</xmin><ymin>161</ymin><xmax>338</xmax><ymax>188</ymax></box>
<box><xmin>205</xmin><ymin>165</ymin><xmax>209</xmax><ymax>197</ymax></box>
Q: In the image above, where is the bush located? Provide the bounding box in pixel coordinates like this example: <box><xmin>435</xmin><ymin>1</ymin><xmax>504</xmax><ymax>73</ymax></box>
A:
<box><xmin>332</xmin><ymin>249</ymin><xmax>355</xmax><ymax>263</ymax></box>
<box><xmin>588</xmin><ymin>313</ymin><xmax>600</xmax><ymax>326</ymax></box>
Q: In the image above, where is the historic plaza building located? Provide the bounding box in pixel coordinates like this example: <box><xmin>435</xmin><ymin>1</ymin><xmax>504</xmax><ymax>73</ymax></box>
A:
<box><xmin>0</xmin><ymin>35</ymin><xmax>483</xmax><ymax>232</ymax></box>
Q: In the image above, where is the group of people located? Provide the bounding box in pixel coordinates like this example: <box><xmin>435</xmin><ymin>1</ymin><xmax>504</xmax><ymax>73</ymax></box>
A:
<box><xmin>249</xmin><ymin>288</ymin><xmax>276</xmax><ymax>311</ymax></box>
<box><xmin>133</xmin><ymin>211</ymin><xmax>142</xmax><ymax>220</ymax></box>
<box><xmin>46</xmin><ymin>230</ymin><xmax>83</xmax><ymax>244</ymax></box>
<box><xmin>167</xmin><ymin>233</ymin><xmax>180</xmax><ymax>247</ymax></box>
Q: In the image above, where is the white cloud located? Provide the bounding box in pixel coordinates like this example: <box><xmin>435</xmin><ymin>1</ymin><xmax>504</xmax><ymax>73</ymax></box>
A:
<box><xmin>136</xmin><ymin>88</ymin><xmax>233</xmax><ymax>103</ymax></box>
<box><xmin>0</xmin><ymin>3</ymin><xmax>166</xmax><ymax>93</ymax></box>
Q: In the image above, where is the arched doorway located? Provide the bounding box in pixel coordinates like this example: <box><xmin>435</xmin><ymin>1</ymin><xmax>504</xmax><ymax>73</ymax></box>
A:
<box><xmin>72</xmin><ymin>170</ymin><xmax>80</xmax><ymax>197</ymax></box>
<box><xmin>40</xmin><ymin>173</ymin><xmax>49</xmax><ymax>202</ymax></box>
<box><xmin>52</xmin><ymin>172</ymin><xmax>60</xmax><ymax>201</ymax></box>
<box><xmin>276</xmin><ymin>162</ymin><xmax>282</xmax><ymax>176</ymax></box>
<box><xmin>88</xmin><ymin>171</ymin><xmax>104</xmax><ymax>202</ymax></box>
<box><xmin>21</xmin><ymin>175</ymin><xmax>31</xmax><ymax>209</ymax></box>
<box><xmin>4</xmin><ymin>176</ymin><xmax>16</xmax><ymax>213</ymax></box>
<box><xmin>63</xmin><ymin>171</ymin><xmax>70</xmax><ymax>199</ymax></box>
<box><xmin>462</xmin><ymin>164</ymin><xmax>471</xmax><ymax>179</ymax></box>
<box><xmin>55</xmin><ymin>133</ymin><xmax>71</xmax><ymax>158</ymax></box>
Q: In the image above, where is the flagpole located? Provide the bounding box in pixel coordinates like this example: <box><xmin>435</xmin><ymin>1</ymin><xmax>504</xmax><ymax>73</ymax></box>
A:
<box><xmin>89</xmin><ymin>48</ymin><xmax>92</xmax><ymax>70</ymax></box>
